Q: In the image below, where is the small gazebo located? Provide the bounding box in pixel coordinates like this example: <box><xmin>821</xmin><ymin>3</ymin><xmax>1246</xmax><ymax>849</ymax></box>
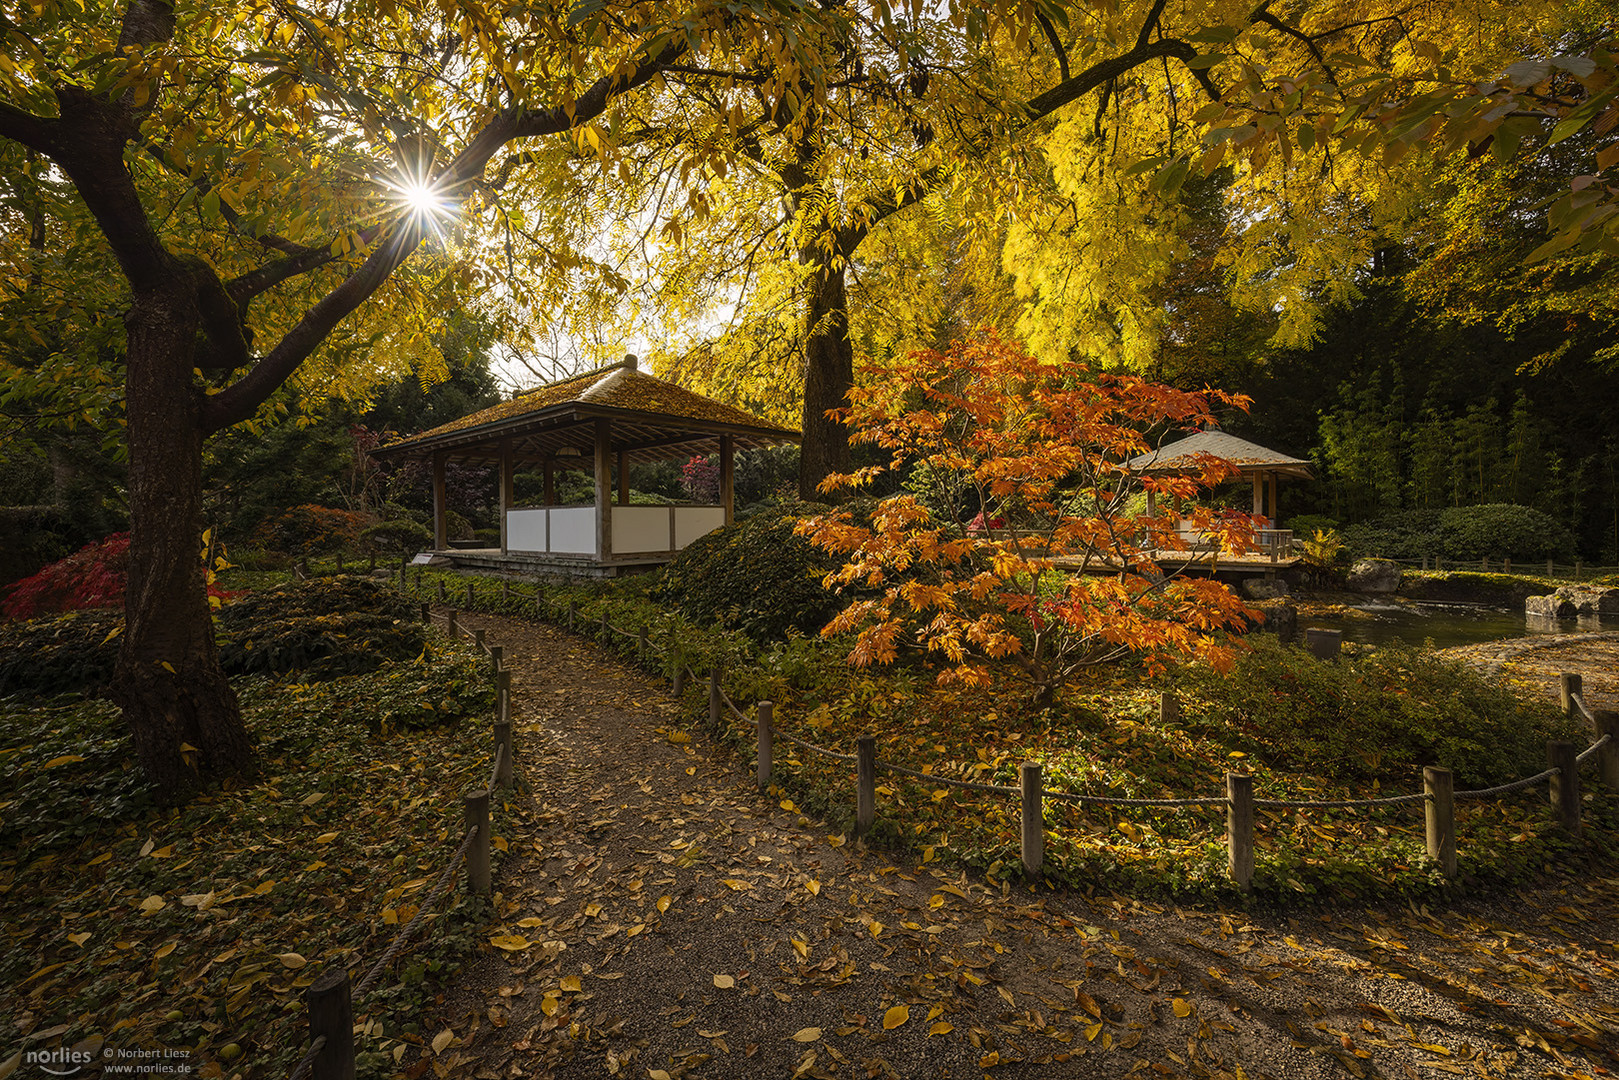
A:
<box><xmin>1126</xmin><ymin>428</ymin><xmax>1314</xmax><ymax>568</ymax></box>
<box><xmin>371</xmin><ymin>357</ymin><xmax>799</xmax><ymax>576</ymax></box>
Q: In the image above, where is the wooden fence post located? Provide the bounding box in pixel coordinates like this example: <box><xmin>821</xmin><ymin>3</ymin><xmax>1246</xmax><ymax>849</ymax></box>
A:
<box><xmin>489</xmin><ymin>645</ymin><xmax>503</xmax><ymax>676</ymax></box>
<box><xmin>1020</xmin><ymin>762</ymin><xmax>1044</xmax><ymax>883</ymax></box>
<box><xmin>306</xmin><ymin>967</ymin><xmax>355</xmax><ymax>1080</ymax></box>
<box><xmin>1560</xmin><ymin>673</ymin><xmax>1583</xmax><ymax>719</ymax></box>
<box><xmin>465</xmin><ymin>582</ymin><xmax>475</xmax><ymax>609</ymax></box>
<box><xmin>708</xmin><ymin>664</ymin><xmax>723</xmax><ymax>728</ymax></box>
<box><xmin>1423</xmin><ymin>766</ymin><xmax>1456</xmax><ymax>879</ymax></box>
<box><xmin>1549</xmin><ymin>741</ymin><xmax>1581</xmax><ymax>835</ymax></box>
<box><xmin>1504</xmin><ymin>558</ymin><xmax>1511</xmax><ymax>574</ymax></box>
<box><xmin>494</xmin><ymin>720</ymin><xmax>513</xmax><ymax>789</ymax></box>
<box><xmin>1596</xmin><ymin>711</ymin><xmax>1619</xmax><ymax>791</ymax></box>
<box><xmin>1159</xmin><ymin>691</ymin><xmax>1179</xmax><ymax>726</ymax></box>
<box><xmin>600</xmin><ymin>609</ymin><xmax>609</xmax><ymax>641</ymax></box>
<box><xmin>672</xmin><ymin>664</ymin><xmax>685</xmax><ymax>699</ymax></box>
<box><xmin>756</xmin><ymin>701</ymin><xmax>774</xmax><ymax>790</ymax></box>
<box><xmin>473</xmin><ymin>628</ymin><xmax>486</xmax><ymax>650</ymax></box>
<box><xmin>447</xmin><ymin>610</ymin><xmax>459</xmax><ymax>638</ymax></box>
<box><xmin>1304</xmin><ymin>628</ymin><xmax>1342</xmax><ymax>659</ymax></box>
<box><xmin>855</xmin><ymin>736</ymin><xmax>876</xmax><ymax>839</ymax></box>
<box><xmin>1226</xmin><ymin>772</ymin><xmax>1254</xmax><ymax>890</ymax></box>
<box><xmin>419</xmin><ymin>602</ymin><xmax>429</xmax><ymax>625</ymax></box>
<box><xmin>637</xmin><ymin>627</ymin><xmax>648</xmax><ymax>664</ymax></box>
<box><xmin>502</xmin><ymin>580</ymin><xmax>510</xmax><ymax>605</ymax></box>
<box><xmin>497</xmin><ymin>669</ymin><xmax>511</xmax><ymax>724</ymax></box>
<box><xmin>464</xmin><ymin>790</ymin><xmax>491</xmax><ymax>894</ymax></box>
<box><xmin>436</xmin><ymin>579</ymin><xmax>446</xmax><ymax>601</ymax></box>
<box><xmin>1547</xmin><ymin>559</ymin><xmax>1555</xmax><ymax>577</ymax></box>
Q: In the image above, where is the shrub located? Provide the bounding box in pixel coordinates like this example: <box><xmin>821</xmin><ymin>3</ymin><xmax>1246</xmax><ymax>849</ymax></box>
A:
<box><xmin>1173</xmin><ymin>636</ymin><xmax>1581</xmax><ymax>788</ymax></box>
<box><xmin>361</xmin><ymin>519</ymin><xmax>433</xmax><ymax>560</ymax></box>
<box><xmin>1342</xmin><ymin>504</ymin><xmax>1578</xmax><ymax>563</ymax></box>
<box><xmin>1</xmin><ymin>532</ymin><xmax>127</xmax><ymax>619</ymax></box>
<box><xmin>1340</xmin><ymin>509</ymin><xmax>1443</xmax><ymax>561</ymax></box>
<box><xmin>651</xmin><ymin>504</ymin><xmax>847</xmax><ymax>642</ymax></box>
<box><xmin>252</xmin><ymin>505</ymin><xmax>370</xmax><ymax>560</ymax></box>
<box><xmin>216</xmin><ymin>577</ymin><xmax>424</xmax><ymax>680</ymax></box>
<box><xmin>1434</xmin><ymin>504</ymin><xmax>1577</xmax><ymax>563</ymax></box>
<box><xmin>0</xmin><ymin>608</ymin><xmax>123</xmax><ymax>698</ymax></box>
<box><xmin>0</xmin><ymin>577</ymin><xmax>424</xmax><ymax>699</ymax></box>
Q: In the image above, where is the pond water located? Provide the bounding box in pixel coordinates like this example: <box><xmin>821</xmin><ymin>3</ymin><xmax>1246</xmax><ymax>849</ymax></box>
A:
<box><xmin>1316</xmin><ymin>603</ymin><xmax>1616</xmax><ymax>649</ymax></box>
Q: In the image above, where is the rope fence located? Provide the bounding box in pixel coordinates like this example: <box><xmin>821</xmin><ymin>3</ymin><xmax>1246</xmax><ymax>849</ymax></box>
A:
<box><xmin>286</xmin><ymin>595</ymin><xmax>518</xmax><ymax>1080</ymax></box>
<box><xmin>1373</xmin><ymin>555</ymin><xmax>1619</xmax><ymax>580</ymax></box>
<box><xmin>400</xmin><ymin>567</ymin><xmax>1619</xmax><ymax>892</ymax></box>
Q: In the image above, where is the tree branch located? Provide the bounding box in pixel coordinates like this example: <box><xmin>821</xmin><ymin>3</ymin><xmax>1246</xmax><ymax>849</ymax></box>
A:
<box><xmin>204</xmin><ymin>37</ymin><xmax>688</xmax><ymax>432</ymax></box>
<box><xmin>0</xmin><ymin>102</ymin><xmax>54</xmax><ymax>152</ymax></box>
<box><xmin>1034</xmin><ymin>10</ymin><xmax>1069</xmax><ymax>82</ymax></box>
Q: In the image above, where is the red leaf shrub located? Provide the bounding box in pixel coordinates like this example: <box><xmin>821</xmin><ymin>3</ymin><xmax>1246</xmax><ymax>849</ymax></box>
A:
<box><xmin>1</xmin><ymin>534</ymin><xmax>244</xmax><ymax>621</ymax></box>
<box><xmin>1</xmin><ymin>533</ymin><xmax>129</xmax><ymax>619</ymax></box>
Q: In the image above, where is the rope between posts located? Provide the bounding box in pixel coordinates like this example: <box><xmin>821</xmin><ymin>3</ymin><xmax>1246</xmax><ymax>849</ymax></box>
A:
<box><xmin>718</xmin><ymin>685</ymin><xmax>749</xmax><ymax>724</ymax></box>
<box><xmin>1569</xmin><ymin>693</ymin><xmax>1596</xmax><ymax>726</ymax></box>
<box><xmin>773</xmin><ymin>725</ymin><xmax>859</xmax><ymax>764</ymax></box>
<box><xmin>488</xmin><ymin>742</ymin><xmax>507</xmax><ymax>793</ymax></box>
<box><xmin>880</xmin><ymin>759</ymin><xmax>1019</xmax><ymax>796</ymax></box>
<box><xmin>1453</xmin><ymin>767</ymin><xmax>1559</xmax><ymax>801</ymax></box>
<box><xmin>1576</xmin><ymin>732</ymin><xmax>1611</xmax><ymax>765</ymax></box>
<box><xmin>285</xmin><ymin>1035</ymin><xmax>327</xmax><ymax>1080</ymax></box>
<box><xmin>351</xmin><ymin>821</ymin><xmax>480</xmax><ymax>1003</ymax></box>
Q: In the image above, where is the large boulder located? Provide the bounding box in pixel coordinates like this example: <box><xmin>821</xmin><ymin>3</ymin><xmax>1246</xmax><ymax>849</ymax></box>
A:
<box><xmin>1246</xmin><ymin>599</ymin><xmax>1297</xmax><ymax>643</ymax></box>
<box><xmin>1346</xmin><ymin>558</ymin><xmax>1402</xmax><ymax>594</ymax></box>
<box><xmin>1526</xmin><ymin>585</ymin><xmax>1619</xmax><ymax>618</ymax></box>
<box><xmin>1241</xmin><ymin>577</ymin><xmax>1290</xmax><ymax>600</ymax></box>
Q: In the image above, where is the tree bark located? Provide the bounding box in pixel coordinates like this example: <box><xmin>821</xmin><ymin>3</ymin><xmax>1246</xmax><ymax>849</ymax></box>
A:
<box><xmin>109</xmin><ymin>282</ymin><xmax>255</xmax><ymax>801</ymax></box>
<box><xmin>798</xmin><ymin>260</ymin><xmax>855</xmax><ymax>501</ymax></box>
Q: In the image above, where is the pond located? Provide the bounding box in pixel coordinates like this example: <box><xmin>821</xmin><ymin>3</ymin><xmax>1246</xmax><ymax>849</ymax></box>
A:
<box><xmin>1313</xmin><ymin>602</ymin><xmax>1616</xmax><ymax>649</ymax></box>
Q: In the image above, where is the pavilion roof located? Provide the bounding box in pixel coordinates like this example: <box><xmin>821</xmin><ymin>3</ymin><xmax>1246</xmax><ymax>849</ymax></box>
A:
<box><xmin>372</xmin><ymin>362</ymin><xmax>799</xmax><ymax>467</ymax></box>
<box><xmin>1125</xmin><ymin>428</ymin><xmax>1314</xmax><ymax>479</ymax></box>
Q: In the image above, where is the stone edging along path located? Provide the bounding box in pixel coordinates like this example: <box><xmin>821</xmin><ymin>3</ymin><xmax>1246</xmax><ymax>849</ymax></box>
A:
<box><xmin>419</xmin><ymin>610</ymin><xmax>1619</xmax><ymax>1080</ymax></box>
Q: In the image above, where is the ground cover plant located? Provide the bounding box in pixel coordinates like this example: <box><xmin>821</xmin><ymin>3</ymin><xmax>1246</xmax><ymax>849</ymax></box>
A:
<box><xmin>0</xmin><ymin>576</ymin><xmax>425</xmax><ymax>699</ymax></box>
<box><xmin>406</xmin><ymin>566</ymin><xmax>1616</xmax><ymax>904</ymax></box>
<box><xmin>0</xmin><ymin>638</ymin><xmax>499</xmax><ymax>1080</ymax></box>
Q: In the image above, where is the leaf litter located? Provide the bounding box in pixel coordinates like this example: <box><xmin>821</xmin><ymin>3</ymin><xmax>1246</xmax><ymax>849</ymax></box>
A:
<box><xmin>432</xmin><ymin>613</ymin><xmax>1619</xmax><ymax>1080</ymax></box>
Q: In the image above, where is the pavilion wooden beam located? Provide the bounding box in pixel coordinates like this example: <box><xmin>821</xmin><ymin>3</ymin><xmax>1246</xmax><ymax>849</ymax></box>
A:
<box><xmin>499</xmin><ymin>439</ymin><xmax>514</xmax><ymax>554</ymax></box>
<box><xmin>594</xmin><ymin>418</ymin><xmax>613</xmax><ymax>560</ymax></box>
<box><xmin>432</xmin><ymin>450</ymin><xmax>448</xmax><ymax>551</ymax></box>
<box><xmin>720</xmin><ymin>434</ymin><xmax>735</xmax><ymax>525</ymax></box>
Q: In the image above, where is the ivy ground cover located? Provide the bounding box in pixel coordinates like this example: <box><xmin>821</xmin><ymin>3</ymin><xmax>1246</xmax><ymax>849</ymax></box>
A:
<box><xmin>1</xmin><ymin>639</ymin><xmax>499</xmax><ymax>1080</ymax></box>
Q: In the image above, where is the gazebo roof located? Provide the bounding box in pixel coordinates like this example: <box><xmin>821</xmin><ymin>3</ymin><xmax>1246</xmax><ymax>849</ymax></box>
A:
<box><xmin>1126</xmin><ymin>428</ymin><xmax>1313</xmax><ymax>479</ymax></box>
<box><xmin>372</xmin><ymin>361</ymin><xmax>799</xmax><ymax>468</ymax></box>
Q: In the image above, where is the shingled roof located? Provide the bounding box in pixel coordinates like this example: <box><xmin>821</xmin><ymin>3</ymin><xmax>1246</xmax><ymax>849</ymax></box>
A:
<box><xmin>1126</xmin><ymin>429</ymin><xmax>1313</xmax><ymax>478</ymax></box>
<box><xmin>372</xmin><ymin>362</ymin><xmax>799</xmax><ymax>467</ymax></box>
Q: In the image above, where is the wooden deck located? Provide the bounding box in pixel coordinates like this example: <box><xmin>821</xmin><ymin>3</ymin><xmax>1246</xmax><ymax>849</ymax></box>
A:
<box><xmin>423</xmin><ymin>548</ymin><xmax>675</xmax><ymax>578</ymax></box>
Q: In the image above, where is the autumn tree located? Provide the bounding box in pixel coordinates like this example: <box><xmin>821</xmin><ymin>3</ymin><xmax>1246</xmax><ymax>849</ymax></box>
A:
<box><xmin>799</xmin><ymin>329</ymin><xmax>1259</xmax><ymax>702</ymax></box>
<box><xmin>0</xmin><ymin>0</ymin><xmax>948</xmax><ymax>798</ymax></box>
<box><xmin>588</xmin><ymin>1</ymin><xmax>1618</xmax><ymax>499</ymax></box>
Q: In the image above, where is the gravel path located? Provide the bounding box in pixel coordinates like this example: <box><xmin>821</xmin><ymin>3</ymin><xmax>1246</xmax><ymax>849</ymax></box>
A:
<box><xmin>1442</xmin><ymin>632</ymin><xmax>1619</xmax><ymax>714</ymax></box>
<box><xmin>424</xmin><ymin>611</ymin><xmax>1619</xmax><ymax>1080</ymax></box>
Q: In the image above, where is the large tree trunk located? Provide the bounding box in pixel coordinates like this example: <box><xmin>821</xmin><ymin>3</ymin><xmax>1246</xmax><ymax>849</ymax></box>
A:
<box><xmin>110</xmin><ymin>284</ymin><xmax>255</xmax><ymax>801</ymax></box>
<box><xmin>798</xmin><ymin>261</ymin><xmax>855</xmax><ymax>501</ymax></box>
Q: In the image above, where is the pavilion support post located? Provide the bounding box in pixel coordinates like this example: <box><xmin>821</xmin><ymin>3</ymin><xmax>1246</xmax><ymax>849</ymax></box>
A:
<box><xmin>499</xmin><ymin>439</ymin><xmax>514</xmax><ymax>555</ymax></box>
<box><xmin>431</xmin><ymin>451</ymin><xmax>448</xmax><ymax>551</ymax></box>
<box><xmin>1251</xmin><ymin>474</ymin><xmax>1263</xmax><ymax>518</ymax></box>
<box><xmin>1268</xmin><ymin>473</ymin><xmax>1279</xmax><ymax>524</ymax></box>
<box><xmin>720</xmin><ymin>435</ymin><xmax>735</xmax><ymax>526</ymax></box>
<box><xmin>594</xmin><ymin>418</ymin><xmax>613</xmax><ymax>561</ymax></box>
<box><xmin>617</xmin><ymin>451</ymin><xmax>629</xmax><ymax>506</ymax></box>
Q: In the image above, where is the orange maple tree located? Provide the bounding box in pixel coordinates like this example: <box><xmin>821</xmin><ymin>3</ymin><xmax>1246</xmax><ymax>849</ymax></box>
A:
<box><xmin>798</xmin><ymin>330</ymin><xmax>1261</xmax><ymax>701</ymax></box>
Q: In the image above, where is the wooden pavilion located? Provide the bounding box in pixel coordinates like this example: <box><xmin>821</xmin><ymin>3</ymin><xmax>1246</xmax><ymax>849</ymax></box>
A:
<box><xmin>371</xmin><ymin>357</ymin><xmax>799</xmax><ymax>576</ymax></box>
<box><xmin>1125</xmin><ymin>428</ymin><xmax>1314</xmax><ymax>569</ymax></box>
